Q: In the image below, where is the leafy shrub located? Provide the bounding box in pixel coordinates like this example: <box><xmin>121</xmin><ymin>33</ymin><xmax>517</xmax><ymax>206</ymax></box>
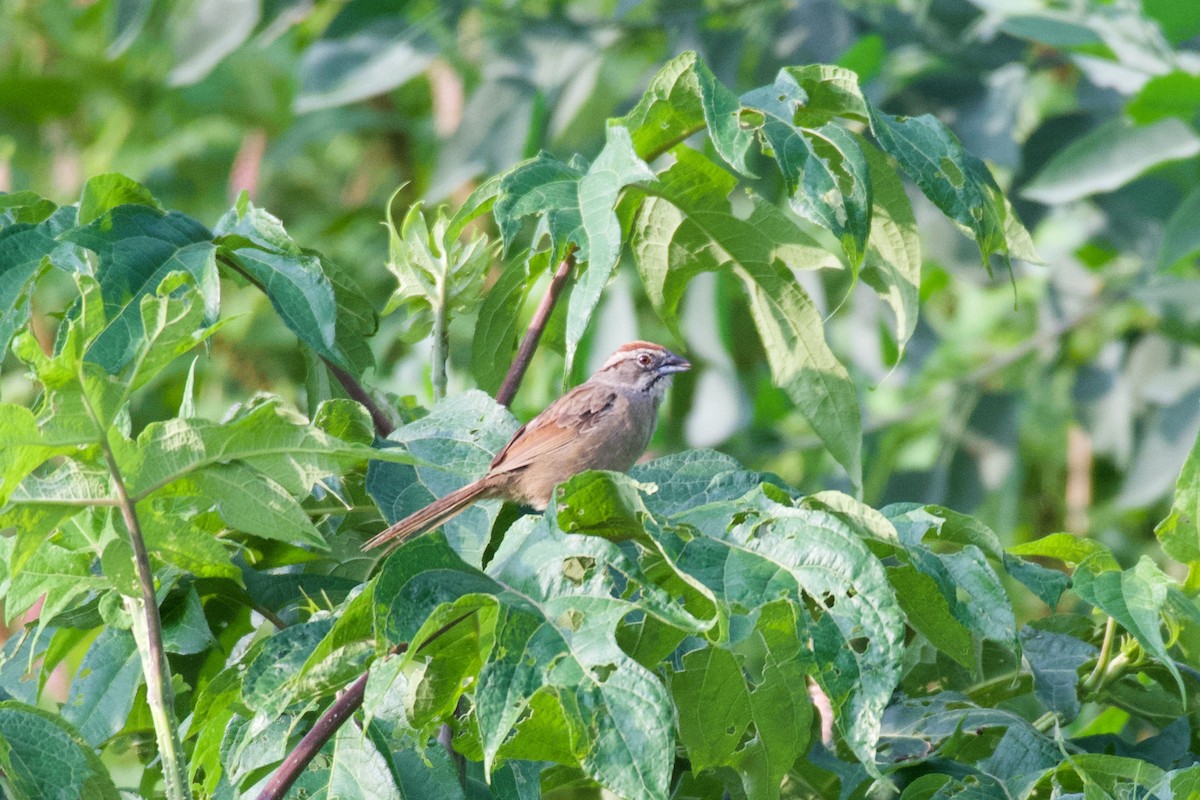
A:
<box><xmin>2</xmin><ymin>46</ymin><xmax>1198</xmax><ymax>800</ymax></box>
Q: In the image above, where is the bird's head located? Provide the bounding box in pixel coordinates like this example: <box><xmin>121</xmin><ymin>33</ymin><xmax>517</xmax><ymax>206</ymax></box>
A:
<box><xmin>594</xmin><ymin>341</ymin><xmax>691</xmax><ymax>401</ymax></box>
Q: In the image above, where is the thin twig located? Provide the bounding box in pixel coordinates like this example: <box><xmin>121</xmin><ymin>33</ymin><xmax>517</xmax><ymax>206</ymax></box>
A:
<box><xmin>323</xmin><ymin>358</ymin><xmax>396</xmax><ymax>436</ymax></box>
<box><xmin>256</xmin><ymin>611</ymin><xmax>477</xmax><ymax>800</ymax></box>
<box><xmin>495</xmin><ymin>249</ymin><xmax>576</xmax><ymax>407</ymax></box>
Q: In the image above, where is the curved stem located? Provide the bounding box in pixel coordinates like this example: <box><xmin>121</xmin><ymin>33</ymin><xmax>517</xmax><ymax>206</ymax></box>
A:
<box><xmin>496</xmin><ymin>248</ymin><xmax>576</xmax><ymax>407</ymax></box>
<box><xmin>1083</xmin><ymin>616</ymin><xmax>1117</xmax><ymax>693</ymax></box>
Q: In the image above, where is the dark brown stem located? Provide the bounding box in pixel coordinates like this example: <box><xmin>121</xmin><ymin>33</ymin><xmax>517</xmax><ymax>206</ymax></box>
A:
<box><xmin>256</xmin><ymin>611</ymin><xmax>476</xmax><ymax>800</ymax></box>
<box><xmin>323</xmin><ymin>358</ymin><xmax>396</xmax><ymax>437</ymax></box>
<box><xmin>495</xmin><ymin>249</ymin><xmax>576</xmax><ymax>408</ymax></box>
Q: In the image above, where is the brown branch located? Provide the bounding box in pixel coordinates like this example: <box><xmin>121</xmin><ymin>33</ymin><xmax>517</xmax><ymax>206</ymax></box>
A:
<box><xmin>256</xmin><ymin>611</ymin><xmax>477</xmax><ymax>800</ymax></box>
<box><xmin>323</xmin><ymin>358</ymin><xmax>396</xmax><ymax>437</ymax></box>
<box><xmin>495</xmin><ymin>249</ymin><xmax>576</xmax><ymax>408</ymax></box>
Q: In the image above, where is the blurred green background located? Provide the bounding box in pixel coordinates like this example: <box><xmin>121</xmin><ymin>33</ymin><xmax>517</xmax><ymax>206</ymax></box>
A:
<box><xmin>3</xmin><ymin>0</ymin><xmax>1200</xmax><ymax>571</ymax></box>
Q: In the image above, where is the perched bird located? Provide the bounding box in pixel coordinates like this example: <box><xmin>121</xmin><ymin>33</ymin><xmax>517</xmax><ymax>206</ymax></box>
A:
<box><xmin>364</xmin><ymin>341</ymin><xmax>690</xmax><ymax>551</ymax></box>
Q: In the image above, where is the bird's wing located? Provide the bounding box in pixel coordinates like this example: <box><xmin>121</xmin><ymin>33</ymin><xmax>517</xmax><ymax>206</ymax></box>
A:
<box><xmin>488</xmin><ymin>383</ymin><xmax>620</xmax><ymax>475</ymax></box>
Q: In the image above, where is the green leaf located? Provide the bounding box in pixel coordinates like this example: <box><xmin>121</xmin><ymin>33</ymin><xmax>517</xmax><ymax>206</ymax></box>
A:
<box><xmin>63</xmin><ymin>205</ymin><xmax>219</xmax><ymax>373</ymax></box>
<box><xmin>6</xmin><ymin>542</ymin><xmax>101</xmax><ymax>625</ymax></box>
<box><xmin>616</xmin><ymin>50</ymin><xmax>754</xmax><ymax>170</ymax></box>
<box><xmin>1157</xmin><ymin>419</ymin><xmax>1200</xmax><ymax>564</ymax></box>
<box><xmin>0</xmin><ymin>701</ymin><xmax>120</xmax><ymax>800</ymax></box>
<box><xmin>1073</xmin><ymin>557</ymin><xmax>1185</xmax><ymax>697</ymax></box>
<box><xmin>858</xmin><ymin>136</ymin><xmax>921</xmax><ymax>353</ymax></box>
<box><xmin>633</xmin><ymin>148</ymin><xmax>859</xmax><ymax>483</ymax></box>
<box><xmin>382</xmin><ymin>198</ymin><xmax>493</xmax><ymax>357</ymax></box>
<box><xmin>670</xmin><ymin>490</ymin><xmax>904</xmax><ymax>774</ymax></box>
<box><xmin>161</xmin><ymin>586</ymin><xmax>215</xmax><ymax>655</ymax></box>
<box><xmin>166</xmin><ymin>0</ymin><xmax>260</xmax><ymax>85</ymax></box>
<box><xmin>1020</xmin><ymin>626</ymin><xmax>1096</xmax><ymax>723</ymax></box>
<box><xmin>216</xmin><ymin>197</ymin><xmax>376</xmax><ymax>375</ymax></box>
<box><xmin>888</xmin><ymin>505</ymin><xmax>1017</xmax><ymax>648</ymax></box>
<box><xmin>493</xmin><ymin>127</ymin><xmax>653</xmax><ymax>371</ymax></box>
<box><xmin>1128</xmin><ymin>71</ymin><xmax>1200</xmax><ymax>125</ymax></box>
<box><xmin>186</xmin><ymin>461</ymin><xmax>327</xmax><ymax>550</ymax></box>
<box><xmin>241</xmin><ymin>618</ymin><xmax>335</xmax><ymax>716</ymax></box>
<box><xmin>786</xmin><ymin>64</ymin><xmax>870</xmax><ymax>124</ymax></box>
<box><xmin>629</xmin><ymin>449</ymin><xmax>783</xmax><ymax>518</ymax></box>
<box><xmin>0</xmin><ymin>205</ymin><xmax>86</xmax><ymax>359</ymax></box>
<box><xmin>867</xmin><ymin>106</ymin><xmax>1023</xmax><ymax>270</ymax></box>
<box><xmin>77</xmin><ymin>173</ymin><xmax>161</xmax><ymax>225</ymax></box>
<box><xmin>472</xmin><ymin>250</ymin><xmax>546</xmax><ymax>394</ymax></box>
<box><xmin>888</xmin><ymin>565</ymin><xmax>974</xmax><ymax>668</ymax></box>
<box><xmin>124</xmin><ymin>277</ymin><xmax>224</xmax><ymax>393</ymax></box>
<box><xmin>127</xmin><ymin>397</ymin><xmax>408</xmax><ymax>501</ymax></box>
<box><xmin>61</xmin><ymin>629</ymin><xmax>141</xmax><ymax>746</ymax></box>
<box><xmin>564</xmin><ymin>126</ymin><xmax>656</xmax><ymax>370</ymax></box>
<box><xmin>1023</xmin><ymin>117</ymin><xmax>1200</xmax><ymax>205</ymax></box>
<box><xmin>375</xmin><ymin>523</ymin><xmax>706</xmax><ymax>800</ymax></box>
<box><xmin>1009</xmin><ymin>533</ymin><xmax>1119</xmax><ymax>569</ymax></box>
<box><xmin>742</xmin><ymin>70</ymin><xmax>872</xmax><ymax>268</ymax></box>
<box><xmin>366</xmin><ymin>391</ymin><xmax>519</xmax><ymax>567</ymax></box>
<box><xmin>671</xmin><ymin>606</ymin><xmax>812</xmax><ymax>798</ymax></box>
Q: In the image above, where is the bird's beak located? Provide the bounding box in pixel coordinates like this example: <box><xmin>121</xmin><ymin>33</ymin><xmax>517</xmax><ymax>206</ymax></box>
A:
<box><xmin>657</xmin><ymin>352</ymin><xmax>692</xmax><ymax>375</ymax></box>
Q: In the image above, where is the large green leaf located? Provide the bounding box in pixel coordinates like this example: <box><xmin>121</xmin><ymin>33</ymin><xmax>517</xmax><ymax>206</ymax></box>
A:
<box><xmin>374</xmin><ymin>523</ymin><xmax>707</xmax><ymax>800</ymax></box>
<box><xmin>61</xmin><ymin>629</ymin><xmax>141</xmax><ymax>746</ymax></box>
<box><xmin>366</xmin><ymin>391</ymin><xmax>519</xmax><ymax>567</ymax></box>
<box><xmin>671</xmin><ymin>603</ymin><xmax>813</xmax><ymax>800</ymax></box>
<box><xmin>633</xmin><ymin>147</ymin><xmax>859</xmax><ymax>482</ymax></box>
<box><xmin>62</xmin><ymin>204</ymin><xmax>219</xmax><ymax>373</ymax></box>
<box><xmin>667</xmin><ymin>487</ymin><xmax>905</xmax><ymax>774</ymax></box>
<box><xmin>866</xmin><ymin>106</ymin><xmax>1029</xmax><ymax>270</ymax></box>
<box><xmin>742</xmin><ymin>69</ymin><xmax>872</xmax><ymax>269</ymax></box>
<box><xmin>216</xmin><ymin>196</ymin><xmax>376</xmax><ymax>376</ymax></box>
<box><xmin>0</xmin><ymin>701</ymin><xmax>120</xmax><ymax>800</ymax></box>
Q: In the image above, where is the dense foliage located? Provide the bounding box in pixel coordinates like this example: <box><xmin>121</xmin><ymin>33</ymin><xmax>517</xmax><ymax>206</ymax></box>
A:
<box><xmin>1</xmin><ymin>1</ymin><xmax>1199</xmax><ymax>799</ymax></box>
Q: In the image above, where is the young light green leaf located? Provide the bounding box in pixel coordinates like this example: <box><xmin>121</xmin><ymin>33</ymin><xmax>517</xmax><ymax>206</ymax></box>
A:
<box><xmin>0</xmin><ymin>701</ymin><xmax>121</xmax><ymax>800</ymax></box>
<box><xmin>1072</xmin><ymin>557</ymin><xmax>1185</xmax><ymax>697</ymax></box>
<box><xmin>77</xmin><ymin>173</ymin><xmax>162</xmax><ymax>225</ymax></box>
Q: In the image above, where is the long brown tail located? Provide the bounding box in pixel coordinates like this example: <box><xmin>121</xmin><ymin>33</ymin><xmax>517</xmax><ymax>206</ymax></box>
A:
<box><xmin>364</xmin><ymin>479</ymin><xmax>492</xmax><ymax>551</ymax></box>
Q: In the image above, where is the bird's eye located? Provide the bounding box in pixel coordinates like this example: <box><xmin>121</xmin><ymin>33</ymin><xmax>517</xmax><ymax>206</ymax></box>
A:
<box><xmin>637</xmin><ymin>354</ymin><xmax>653</xmax><ymax>367</ymax></box>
